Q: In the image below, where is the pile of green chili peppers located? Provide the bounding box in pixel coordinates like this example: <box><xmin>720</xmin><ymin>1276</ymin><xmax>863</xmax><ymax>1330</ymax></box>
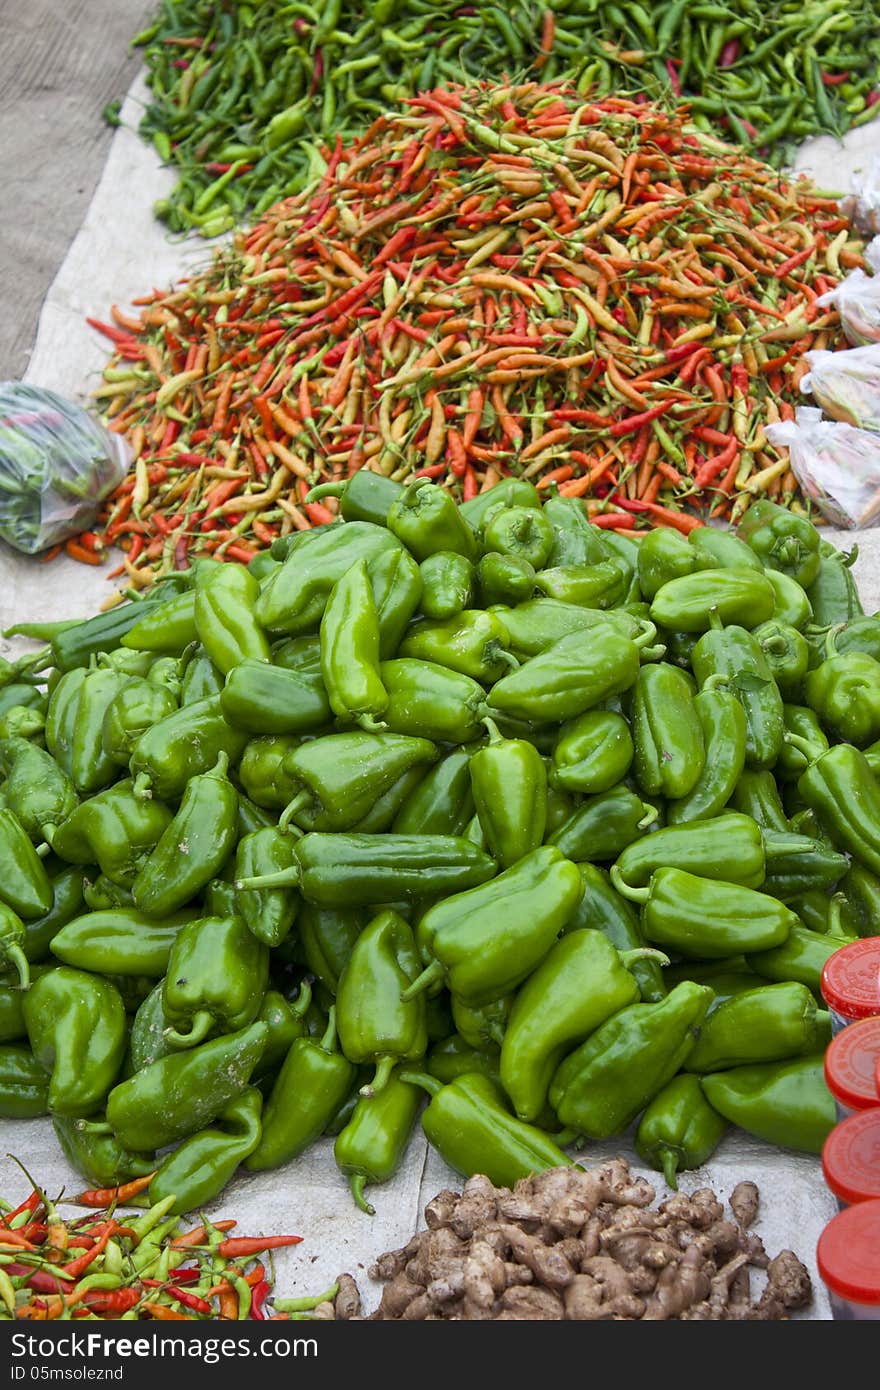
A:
<box><xmin>1</xmin><ymin>475</ymin><xmax>878</xmax><ymax>1213</ymax></box>
<box><xmin>130</xmin><ymin>0</ymin><xmax>880</xmax><ymax>236</ymax></box>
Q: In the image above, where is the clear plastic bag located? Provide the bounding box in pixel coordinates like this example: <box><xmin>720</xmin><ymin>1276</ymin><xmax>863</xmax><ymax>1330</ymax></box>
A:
<box><xmin>840</xmin><ymin>158</ymin><xmax>880</xmax><ymax>239</ymax></box>
<box><xmin>800</xmin><ymin>343</ymin><xmax>880</xmax><ymax>430</ymax></box>
<box><xmin>766</xmin><ymin>406</ymin><xmax>880</xmax><ymax>529</ymax></box>
<box><xmin>0</xmin><ymin>383</ymin><xmax>129</xmax><ymax>554</ymax></box>
<box><xmin>815</xmin><ymin>242</ymin><xmax>880</xmax><ymax>346</ymax></box>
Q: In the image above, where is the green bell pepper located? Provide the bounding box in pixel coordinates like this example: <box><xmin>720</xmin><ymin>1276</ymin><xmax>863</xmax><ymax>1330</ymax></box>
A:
<box><xmin>550</xmin><ymin>709</ymin><xmax>633</xmax><ymax>794</ymax></box>
<box><xmin>52</xmin><ymin>1114</ymin><xmax>156</xmax><ymax>1188</ymax></box>
<box><xmin>50</xmin><ymin>907</ymin><xmax>197</xmax><ymax>977</ymax></box>
<box><xmin>0</xmin><ymin>1044</ymin><xmax>50</xmax><ymax>1118</ymax></box>
<box><xmin>632</xmin><ymin>662</ymin><xmax>705</xmax><ymax>800</ymax></box>
<box><xmin>685</xmin><ymin>981</ymin><xmax>822</xmax><ymax>1072</ymax></box>
<box><xmin>418</xmin><ymin>552</ymin><xmax>476</xmax><ymax>620</ymax></box>
<box><xmin>738</xmin><ymin>498</ymin><xmax>821</xmax><ymax>588</ymax></box>
<box><xmin>486</xmin><ymin>627</ymin><xmax>641</xmax><ymax>724</ymax></box>
<box><xmin>0</xmin><ymin>810</ymin><xmax>53</xmax><ymax>918</ymax></box>
<box><xmin>625</xmin><ymin>868</ymin><xmax>797</xmax><ymax>958</ymax></box>
<box><xmin>692</xmin><ymin>624</ymin><xmax>785</xmax><ymax>770</ymax></box>
<box><xmin>279</xmin><ymin>731</ymin><xmax>437</xmax><ymax>833</ymax></box>
<box><xmin>234</xmin><ymin>827</ymin><xmax>298</xmax><ymax>947</ymax></box>
<box><xmin>101</xmin><ymin>678</ymin><xmax>178</xmax><ymax>767</ymax></box>
<box><xmin>611</xmin><ymin>813</ymin><xmax>765</xmax><ymax>893</ymax></box>
<box><xmin>320</xmin><ymin>557</ymin><xmax>388</xmax><ymax>724</ymax></box>
<box><xmin>805</xmin><ymin>652</ymin><xmax>880</xmax><ymax>746</ymax></box>
<box><xmin>129</xmin><ymin>695</ymin><xmax>248</xmax><ymax>801</ymax></box>
<box><xmin>548</xmin><ymin>784</ymin><xmax>659</xmax><ymax>862</ymax></box>
<box><xmin>256</xmin><ymin>520</ymin><xmax>402</xmax><ymax>635</ymax></box>
<box><xmin>650</xmin><ymin>567</ymin><xmax>776</xmax><ymax>633</ymax></box>
<box><xmin>49</xmin><ymin>779</ymin><xmax>173</xmax><ymax>886</ymax></box>
<box><xmin>387</xmin><ymin>481</ymin><xmax>476</xmax><ymax>562</ymax></box>
<box><xmin>399</xmin><ymin>611</ymin><xmax>516</xmax><ymax>684</ymax></box>
<box><xmin>378</xmin><ymin>659</ymin><xmax>485</xmax><ymax>743</ymax></box>
<box><xmin>667</xmin><ymin>686</ymin><xmax>747</xmax><ymax>824</ymax></box>
<box><xmin>220</xmin><ymin>661</ymin><xmax>331</xmax><ymax>735</ymax></box>
<box><xmin>392</xmin><ymin>749</ymin><xmax>474</xmax><ymax>837</ymax></box>
<box><xmin>148</xmin><ymin>1087</ymin><xmax>263</xmax><ymax>1214</ymax></box>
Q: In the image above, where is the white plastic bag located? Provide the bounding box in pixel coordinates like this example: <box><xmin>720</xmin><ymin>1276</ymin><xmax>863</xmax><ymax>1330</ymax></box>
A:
<box><xmin>800</xmin><ymin>342</ymin><xmax>880</xmax><ymax>429</ymax></box>
<box><xmin>0</xmin><ymin>383</ymin><xmax>129</xmax><ymax>554</ymax></box>
<box><xmin>841</xmin><ymin>158</ymin><xmax>880</xmax><ymax>238</ymax></box>
<box><xmin>765</xmin><ymin>406</ymin><xmax>880</xmax><ymax>529</ymax></box>
<box><xmin>815</xmin><ymin>249</ymin><xmax>880</xmax><ymax>346</ymax></box>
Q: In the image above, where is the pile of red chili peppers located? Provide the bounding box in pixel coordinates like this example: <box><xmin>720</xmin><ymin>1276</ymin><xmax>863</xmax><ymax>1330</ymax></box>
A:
<box><xmin>80</xmin><ymin>81</ymin><xmax>863</xmax><ymax>584</ymax></box>
<box><xmin>0</xmin><ymin>1172</ymin><xmax>301</xmax><ymax>1320</ymax></box>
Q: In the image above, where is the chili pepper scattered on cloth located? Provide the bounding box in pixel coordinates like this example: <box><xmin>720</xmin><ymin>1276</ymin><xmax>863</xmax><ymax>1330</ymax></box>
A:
<box><xmin>84</xmin><ymin>83</ymin><xmax>862</xmax><ymax>585</ymax></box>
<box><xmin>0</xmin><ymin>1169</ymin><xmax>301</xmax><ymax>1320</ymax></box>
<box><xmin>130</xmin><ymin>0</ymin><xmax>880</xmax><ymax>236</ymax></box>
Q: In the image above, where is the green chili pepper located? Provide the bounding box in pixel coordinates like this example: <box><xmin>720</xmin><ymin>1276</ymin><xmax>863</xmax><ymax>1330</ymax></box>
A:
<box><xmin>257</xmin><ymin>521</ymin><xmax>402</xmax><ymax>635</ymax></box>
<box><xmin>738</xmin><ymin>499</ymin><xmax>821</xmax><ymax>588</ymax></box>
<box><xmin>667</xmin><ymin>686</ymin><xmax>747</xmax><ymax>824</ymax></box>
<box><xmin>162</xmin><ymin>914</ymin><xmax>269</xmax><ymax>1048</ymax></box>
<box><xmin>148</xmin><ymin>1087</ymin><xmax>263</xmax><ymax>1214</ymax></box>
<box><xmin>623</xmin><ymin>868</ymin><xmax>797</xmax><ymax>958</ymax></box>
<box><xmin>101</xmin><ymin>678</ymin><xmax>179</xmax><ymax>766</ymax></box>
<box><xmin>22</xmin><ymin>865</ymin><xmax>86</xmax><ymax>963</ymax></box>
<box><xmin>612</xmin><ymin>813</ymin><xmax>765</xmax><ymax>894</ymax></box>
<box><xmin>651</xmin><ymin>568</ymin><xmax>776</xmax><ymax>633</ymax></box>
<box><xmin>729</xmin><ymin>768</ymin><xmax>790</xmax><ymax>832</ymax></box>
<box><xmin>805</xmin><ymin>542</ymin><xmax>864</xmax><ymax>627</ymax></box>
<box><xmin>407</xmin><ymin>846</ymin><xmax>583</xmax><ymax>1006</ymax></box>
<box><xmin>279</xmin><ymin>731</ymin><xmax>437</xmax><ymax>832</ymax></box>
<box><xmin>692</xmin><ymin>622</ymin><xmax>785</xmax><ymax>770</ymax></box>
<box><xmin>24</xmin><ymin>967</ymin><xmax>127</xmax><ymax>1117</ymax></box>
<box><xmin>246</xmin><ymin>1008</ymin><xmax>356</xmax><ymax>1170</ymax></box>
<box><xmin>178</xmin><ymin>646</ymin><xmax>225</xmax><ymax>705</ymax></box>
<box><xmin>129</xmin><ymin>696</ymin><xmax>248</xmax><ymax>801</ymax></box>
<box><xmin>48</xmin><ymin>779</ymin><xmax>173</xmax><ymax>885</ymax></box>
<box><xmin>477</xmin><ymin>552</ymin><xmax>536</xmax><ymax>607</ymax></box>
<box><xmin>333</xmin><ymin>1069</ymin><xmax>422</xmax><ymax>1214</ymax></box>
<box><xmin>336</xmin><ymin>910</ymin><xmax>427</xmax><ymax>1096</ymax></box>
<box><xmin>469</xmin><ymin>717</ymin><xmax>547</xmax><ymax>869</ymax></box>
<box><xmin>105</xmin><ymin>1020</ymin><xmax>267</xmax><ymax>1151</ymax></box>
<box><xmin>132</xmin><ymin>754</ymin><xmax>238</xmax><ymax>917</ymax></box>
<box><xmin>52</xmin><ymin>1114</ymin><xmax>156</xmax><ymax>1189</ymax></box>
<box><xmin>319</xmin><ymin>558</ymin><xmax>388</xmax><ymax>724</ymax></box>
<box><xmin>535</xmin><ymin>559</ymin><xmax>630</xmax><ymax>610</ymax></box>
<box><xmin>765</xmin><ymin>568</ymin><xmax>813</xmax><ymax>629</ymax></box>
<box><xmin>491</xmin><ymin>598</ymin><xmax>647</xmax><ymax>658</ymax></box>
<box><xmin>486</xmin><ymin>627</ymin><xmax>641</xmax><ymax>724</ymax></box>
<box><xmin>427</xmin><ymin>1034</ymin><xmax>500</xmax><ymax>1085</ymax></box>
<box><xmin>635</xmin><ymin>1074</ymin><xmax>729</xmax><ymax>1190</ymax></box>
<box><xmin>805</xmin><ymin>652</ymin><xmax>880</xmax><ymax>746</ymax></box>
<box><xmin>418</xmin><ymin>552</ymin><xmax>476</xmax><ymax>620</ymax></box>
<box><xmin>746</xmin><ymin>924</ymin><xmax>843</xmax><ymax>993</ymax></box>
<box><xmin>392</xmin><ymin>748</ymin><xmax>475</xmax><ymax>837</ymax></box>
<box><xmin>632</xmin><ymin>662</ymin><xmax>706</xmax><ymax>800</ymax></box>
<box><xmin>50</xmin><ymin>907</ymin><xmax>197</xmax><ymax>977</ymax></box>
<box><xmin>0</xmin><ymin>810</ymin><xmax>53</xmax><ymax>919</ymax></box>
<box><xmin>700</xmin><ymin>1054</ymin><xmax>835</xmax><ymax>1154</ymax></box>
<box><xmin>0</xmin><ymin>1045</ymin><xmax>50</xmax><ymax>1118</ymax></box>
<box><xmin>237</xmin><ymin>734</ymin><xmax>302</xmax><ymax>809</ymax></box>
<box><xmin>761</xmin><ymin>830</ymin><xmax>849</xmax><ymax>901</ymax></box>
<box><xmin>387</xmin><ymin>481</ymin><xmax>477</xmax><ymax>562</ymax></box>
<box><xmin>233</xmin><ymin>827</ymin><xmax>298</xmax><ymax>948</ymax></box>
<box><xmin>460</xmin><ymin>479</ymin><xmax>541</xmax><ymax>530</ymax></box>
<box><xmin>45</xmin><ymin>666</ymin><xmax>125</xmax><ymax>795</ymax></box>
<box><xmin>305</xmin><ymin>470</ymin><xmax>403</xmax><ymax>526</ymax></box>
<box><xmin>550</xmin><ymin>981</ymin><xmax>714</xmax><ymax>1138</ymax></box>
<box><xmin>686</xmin><ymin>980</ymin><xmax>823</xmax><ymax>1072</ymax></box>
<box><xmin>500</xmin><ymin>931</ymin><xmax>662</xmax><ymax>1122</ymax></box>
<box><xmin>121</xmin><ymin>589</ymin><xmax>198</xmax><ymax>655</ymax></box>
<box><xmin>239</xmin><ymin>831</ymin><xmax>497</xmax><ymax>908</ymax></box>
<box><xmin>548</xmin><ymin>784</ymin><xmax>658</xmax><ymax>862</ymax></box>
<box><xmin>370</xmin><ymin>546</ymin><xmax>423</xmax><ymax>658</ymax></box>
<box><xmin>794</xmin><ymin>739</ymin><xmax>880</xmax><ymax>876</ymax></box>
<box><xmin>399</xmin><ymin>610</ymin><xmax>516</xmax><ymax>684</ymax></box>
<box><xmin>297</xmin><ymin>902</ymin><xmax>365</xmax><ymax>994</ymax></box>
<box><xmin>401</xmin><ymin>1071</ymin><xmax>571</xmax><ymax>1186</ymax></box>
<box><xmin>220</xmin><ymin>659</ymin><xmax>331</xmax><ymax>735</ymax></box>
<box><xmin>378</xmin><ymin>659</ymin><xmax>485</xmax><ymax>743</ymax></box>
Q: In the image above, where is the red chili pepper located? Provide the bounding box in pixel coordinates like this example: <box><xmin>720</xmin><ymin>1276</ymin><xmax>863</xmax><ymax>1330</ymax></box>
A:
<box><xmin>607</xmin><ymin>402</ymin><xmax>672</xmax><ymax>437</ymax></box>
<box><xmin>612</xmin><ymin>496</ymin><xmax>703</xmax><ymax>534</ymax></box>
<box><xmin>168</xmin><ymin>1286</ymin><xmax>214</xmax><ymax>1315</ymax></box>
<box><xmin>592</xmin><ymin>512</ymin><xmax>636</xmax><ymax>528</ymax></box>
<box><xmin>216</xmin><ymin>1235</ymin><xmax>303</xmax><ymax>1259</ymax></box>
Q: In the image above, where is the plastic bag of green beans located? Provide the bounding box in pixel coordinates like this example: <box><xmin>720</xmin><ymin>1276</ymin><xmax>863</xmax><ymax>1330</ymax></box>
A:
<box><xmin>0</xmin><ymin>384</ymin><xmax>129</xmax><ymax>554</ymax></box>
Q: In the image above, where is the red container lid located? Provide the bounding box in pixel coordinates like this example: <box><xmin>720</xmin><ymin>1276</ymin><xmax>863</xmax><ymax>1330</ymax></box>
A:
<box><xmin>817</xmin><ymin>1199</ymin><xmax>880</xmax><ymax>1305</ymax></box>
<box><xmin>821</xmin><ymin>939</ymin><xmax>880</xmax><ymax>1021</ymax></box>
<box><xmin>824</xmin><ymin>1017</ymin><xmax>880</xmax><ymax>1112</ymax></box>
<box><xmin>822</xmin><ymin>1109</ymin><xmax>880</xmax><ymax>1206</ymax></box>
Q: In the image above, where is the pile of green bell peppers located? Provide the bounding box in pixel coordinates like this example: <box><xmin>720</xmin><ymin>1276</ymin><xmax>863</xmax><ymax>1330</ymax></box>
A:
<box><xmin>2</xmin><ymin>483</ymin><xmax>869</xmax><ymax>1214</ymax></box>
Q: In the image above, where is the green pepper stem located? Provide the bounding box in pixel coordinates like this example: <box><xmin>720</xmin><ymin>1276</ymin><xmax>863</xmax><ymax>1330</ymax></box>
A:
<box><xmin>494</xmin><ymin>649</ymin><xmax>520</xmax><ymax>672</ymax></box>
<box><xmin>701</xmin><ymin>673</ymin><xmax>732</xmax><ymax>693</ymax></box>
<box><xmin>639</xmin><ymin>643</ymin><xmax>667</xmax><ymax>663</ymax></box>
<box><xmin>279</xmin><ymin>789</ymin><xmax>312</xmax><ymax>834</ymax></box>
<box><xmin>210</xmin><ymin>751</ymin><xmax>230</xmax><ymax>779</ymax></box>
<box><xmin>397</xmin><ymin>1069</ymin><xmax>443</xmax><ymax>1097</ymax></box>
<box><xmin>320</xmin><ymin>1005</ymin><xmax>338</xmax><ymax>1055</ymax></box>
<box><xmin>826</xmin><ymin>893</ymin><xmax>855</xmax><ymax>941</ymax></box>
<box><xmin>782</xmin><ymin>732</ymin><xmax>824</xmax><ymax>765</ymax></box>
<box><xmin>357</xmin><ymin>714</ymin><xmax>388</xmax><ymax>733</ymax></box>
<box><xmin>400</xmin><ymin>960</ymin><xmax>444</xmax><ymax>1001</ymax></box>
<box><xmin>304</xmin><ymin>482</ymin><xmax>345</xmax><ymax>503</ymax></box>
<box><xmin>4</xmin><ymin>944</ymin><xmax>29</xmax><ymax>990</ymax></box>
<box><xmin>620</xmin><ymin>947</ymin><xmax>670</xmax><ymax>969</ymax></box>
<box><xmin>708</xmin><ymin>609</ymin><xmax>725</xmax><ymax>631</ymax></box>
<box><xmin>164</xmin><ymin>1011</ymin><xmax>214</xmax><ymax>1048</ymax></box>
<box><xmin>292</xmin><ymin>979</ymin><xmax>313</xmax><ymax>1018</ymax></box>
<box><xmin>637</xmin><ymin>802</ymin><xmax>659</xmax><ymax>831</ymax></box>
<box><xmin>609</xmin><ymin>865</ymin><xmax>650</xmax><ymax>903</ymax></box>
<box><xmin>660</xmin><ymin>1146</ymin><xmax>680</xmax><ymax>1191</ymax></box>
<box><xmin>633</xmin><ymin>620</ymin><xmax>659</xmax><ymax>650</ymax></box>
<box><xmin>824</xmin><ymin>623</ymin><xmax>846</xmax><ymax>659</ymax></box>
<box><xmin>349</xmin><ymin>1174</ymin><xmax>376</xmax><ymax>1216</ymax></box>
<box><xmin>359</xmin><ymin>1054</ymin><xmax>396</xmax><ymax>1098</ymax></box>
<box><xmin>34</xmin><ymin>842</ymin><xmax>51</xmax><ymax>859</ymax></box>
<box><xmin>275</xmin><ymin>1283</ymin><xmax>340</xmax><ymax>1313</ymax></box>
<box><xmin>132</xmin><ymin>772</ymin><xmax>153</xmax><ymax>801</ymax></box>
<box><xmin>761</xmin><ymin>635</ymin><xmax>789</xmax><ymax>656</ymax></box>
<box><xmin>235</xmin><ymin>865</ymin><xmax>301</xmax><ymax>892</ymax></box>
<box><xmin>481</xmin><ymin>715</ymin><xmax>503</xmax><ymax>744</ymax></box>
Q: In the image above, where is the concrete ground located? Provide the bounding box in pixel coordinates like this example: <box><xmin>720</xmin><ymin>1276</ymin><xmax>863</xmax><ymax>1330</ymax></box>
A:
<box><xmin>0</xmin><ymin>0</ymin><xmax>152</xmax><ymax>379</ymax></box>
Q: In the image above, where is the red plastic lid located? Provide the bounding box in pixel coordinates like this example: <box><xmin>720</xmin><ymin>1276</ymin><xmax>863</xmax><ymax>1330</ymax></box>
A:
<box><xmin>817</xmin><ymin>1199</ymin><xmax>880</xmax><ymax>1304</ymax></box>
<box><xmin>822</xmin><ymin>1109</ymin><xmax>880</xmax><ymax>1206</ymax></box>
<box><xmin>821</xmin><ymin>939</ymin><xmax>880</xmax><ymax>1021</ymax></box>
<box><xmin>824</xmin><ymin>1017</ymin><xmax>880</xmax><ymax>1112</ymax></box>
